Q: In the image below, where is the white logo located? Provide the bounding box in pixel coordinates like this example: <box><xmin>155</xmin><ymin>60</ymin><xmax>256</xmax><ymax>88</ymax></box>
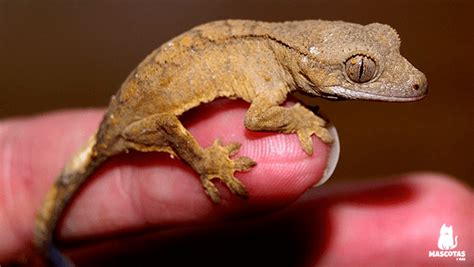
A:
<box><xmin>438</xmin><ymin>223</ymin><xmax>458</xmax><ymax>250</ymax></box>
<box><xmin>428</xmin><ymin>224</ymin><xmax>466</xmax><ymax>261</ymax></box>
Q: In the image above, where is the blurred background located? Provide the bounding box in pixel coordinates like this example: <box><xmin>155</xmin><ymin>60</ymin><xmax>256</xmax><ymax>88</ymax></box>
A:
<box><xmin>0</xmin><ymin>0</ymin><xmax>472</xmax><ymax>186</ymax></box>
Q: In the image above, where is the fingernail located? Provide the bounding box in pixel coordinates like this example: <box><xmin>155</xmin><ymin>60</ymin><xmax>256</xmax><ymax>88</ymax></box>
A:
<box><xmin>314</xmin><ymin>123</ymin><xmax>340</xmax><ymax>186</ymax></box>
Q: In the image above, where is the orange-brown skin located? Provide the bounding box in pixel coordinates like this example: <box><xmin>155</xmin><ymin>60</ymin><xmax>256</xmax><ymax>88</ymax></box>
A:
<box><xmin>34</xmin><ymin>20</ymin><xmax>427</xmax><ymax>266</ymax></box>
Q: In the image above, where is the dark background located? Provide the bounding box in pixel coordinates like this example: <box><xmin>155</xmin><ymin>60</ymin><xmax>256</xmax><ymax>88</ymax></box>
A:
<box><xmin>0</xmin><ymin>0</ymin><xmax>472</xmax><ymax>186</ymax></box>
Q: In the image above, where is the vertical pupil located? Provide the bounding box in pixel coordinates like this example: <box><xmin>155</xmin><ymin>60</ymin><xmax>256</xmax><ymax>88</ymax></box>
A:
<box><xmin>358</xmin><ymin>57</ymin><xmax>364</xmax><ymax>81</ymax></box>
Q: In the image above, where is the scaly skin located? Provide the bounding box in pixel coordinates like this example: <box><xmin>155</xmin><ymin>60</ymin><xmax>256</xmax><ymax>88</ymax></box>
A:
<box><xmin>34</xmin><ymin>20</ymin><xmax>427</xmax><ymax>266</ymax></box>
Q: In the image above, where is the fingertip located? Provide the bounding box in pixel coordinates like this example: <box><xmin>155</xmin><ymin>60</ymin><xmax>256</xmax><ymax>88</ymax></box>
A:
<box><xmin>236</xmin><ymin>132</ymin><xmax>331</xmax><ymax>203</ymax></box>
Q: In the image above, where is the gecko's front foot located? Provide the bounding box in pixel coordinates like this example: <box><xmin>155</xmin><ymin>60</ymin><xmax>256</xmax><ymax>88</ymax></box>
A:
<box><xmin>198</xmin><ymin>139</ymin><xmax>256</xmax><ymax>203</ymax></box>
<box><xmin>291</xmin><ymin>104</ymin><xmax>334</xmax><ymax>155</ymax></box>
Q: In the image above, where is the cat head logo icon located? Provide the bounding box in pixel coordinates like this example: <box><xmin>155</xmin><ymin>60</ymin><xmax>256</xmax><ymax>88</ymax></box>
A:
<box><xmin>438</xmin><ymin>224</ymin><xmax>458</xmax><ymax>250</ymax></box>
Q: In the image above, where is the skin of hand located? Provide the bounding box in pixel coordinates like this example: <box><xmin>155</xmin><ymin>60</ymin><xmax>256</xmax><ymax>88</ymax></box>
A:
<box><xmin>0</xmin><ymin>101</ymin><xmax>472</xmax><ymax>266</ymax></box>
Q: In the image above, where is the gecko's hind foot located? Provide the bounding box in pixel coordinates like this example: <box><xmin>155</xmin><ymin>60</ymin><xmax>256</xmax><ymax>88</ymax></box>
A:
<box><xmin>199</xmin><ymin>139</ymin><xmax>256</xmax><ymax>203</ymax></box>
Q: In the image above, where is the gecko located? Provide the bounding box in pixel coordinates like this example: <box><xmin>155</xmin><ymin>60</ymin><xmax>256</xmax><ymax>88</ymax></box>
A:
<box><xmin>34</xmin><ymin>19</ymin><xmax>427</xmax><ymax>266</ymax></box>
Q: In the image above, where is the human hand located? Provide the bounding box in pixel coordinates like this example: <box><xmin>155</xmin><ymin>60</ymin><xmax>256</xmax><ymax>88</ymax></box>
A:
<box><xmin>0</xmin><ymin>101</ymin><xmax>471</xmax><ymax>266</ymax></box>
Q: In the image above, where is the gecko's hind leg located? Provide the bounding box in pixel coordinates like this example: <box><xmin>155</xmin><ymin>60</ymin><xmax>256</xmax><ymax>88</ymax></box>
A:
<box><xmin>121</xmin><ymin>113</ymin><xmax>256</xmax><ymax>203</ymax></box>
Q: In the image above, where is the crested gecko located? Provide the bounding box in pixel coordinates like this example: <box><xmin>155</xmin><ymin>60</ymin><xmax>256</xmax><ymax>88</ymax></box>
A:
<box><xmin>34</xmin><ymin>19</ymin><xmax>427</xmax><ymax>266</ymax></box>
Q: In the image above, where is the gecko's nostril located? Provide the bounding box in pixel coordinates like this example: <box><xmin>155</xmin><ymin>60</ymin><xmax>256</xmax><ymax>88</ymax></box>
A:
<box><xmin>413</xmin><ymin>84</ymin><xmax>420</xmax><ymax>90</ymax></box>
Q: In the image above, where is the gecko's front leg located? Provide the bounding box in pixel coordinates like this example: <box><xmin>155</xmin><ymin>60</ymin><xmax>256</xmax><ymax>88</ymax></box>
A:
<box><xmin>244</xmin><ymin>92</ymin><xmax>333</xmax><ymax>155</ymax></box>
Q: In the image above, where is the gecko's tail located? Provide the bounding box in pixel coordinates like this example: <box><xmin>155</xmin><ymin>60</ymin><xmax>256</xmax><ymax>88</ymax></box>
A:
<box><xmin>34</xmin><ymin>134</ymin><xmax>108</xmax><ymax>267</ymax></box>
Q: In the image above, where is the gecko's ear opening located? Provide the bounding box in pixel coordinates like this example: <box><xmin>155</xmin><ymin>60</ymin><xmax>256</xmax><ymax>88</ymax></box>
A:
<box><xmin>366</xmin><ymin>23</ymin><xmax>401</xmax><ymax>48</ymax></box>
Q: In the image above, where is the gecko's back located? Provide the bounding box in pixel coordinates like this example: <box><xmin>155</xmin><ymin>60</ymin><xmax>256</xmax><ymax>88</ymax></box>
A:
<box><xmin>95</xmin><ymin>19</ymin><xmax>349</xmax><ymax>152</ymax></box>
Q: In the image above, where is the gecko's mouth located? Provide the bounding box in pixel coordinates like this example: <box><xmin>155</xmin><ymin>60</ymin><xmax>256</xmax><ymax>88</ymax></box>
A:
<box><xmin>328</xmin><ymin>86</ymin><xmax>427</xmax><ymax>102</ymax></box>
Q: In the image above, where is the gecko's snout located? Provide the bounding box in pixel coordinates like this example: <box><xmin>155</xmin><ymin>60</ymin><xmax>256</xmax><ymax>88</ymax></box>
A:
<box><xmin>412</xmin><ymin>81</ymin><xmax>427</xmax><ymax>95</ymax></box>
<box><xmin>411</xmin><ymin>71</ymin><xmax>428</xmax><ymax>98</ymax></box>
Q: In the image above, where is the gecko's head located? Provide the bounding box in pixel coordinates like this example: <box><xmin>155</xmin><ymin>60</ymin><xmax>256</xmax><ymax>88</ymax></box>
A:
<box><xmin>297</xmin><ymin>22</ymin><xmax>427</xmax><ymax>101</ymax></box>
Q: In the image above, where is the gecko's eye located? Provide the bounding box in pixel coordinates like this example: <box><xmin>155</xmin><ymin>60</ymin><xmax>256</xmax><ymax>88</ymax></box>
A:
<box><xmin>345</xmin><ymin>55</ymin><xmax>377</xmax><ymax>83</ymax></box>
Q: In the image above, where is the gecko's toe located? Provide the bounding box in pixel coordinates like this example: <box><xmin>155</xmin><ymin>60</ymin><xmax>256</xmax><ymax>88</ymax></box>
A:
<box><xmin>223</xmin><ymin>175</ymin><xmax>248</xmax><ymax>199</ymax></box>
<box><xmin>212</xmin><ymin>138</ymin><xmax>223</xmax><ymax>146</ymax></box>
<box><xmin>315</xmin><ymin>127</ymin><xmax>334</xmax><ymax>144</ymax></box>
<box><xmin>201</xmin><ymin>176</ymin><xmax>221</xmax><ymax>203</ymax></box>
<box><xmin>224</xmin><ymin>142</ymin><xmax>241</xmax><ymax>156</ymax></box>
<box><xmin>234</xmin><ymin>156</ymin><xmax>256</xmax><ymax>171</ymax></box>
<box><xmin>297</xmin><ymin>129</ymin><xmax>314</xmax><ymax>155</ymax></box>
